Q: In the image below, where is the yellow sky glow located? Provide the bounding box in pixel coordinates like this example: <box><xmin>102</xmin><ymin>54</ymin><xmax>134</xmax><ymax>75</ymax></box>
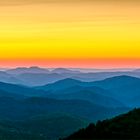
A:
<box><xmin>0</xmin><ymin>1</ymin><xmax>140</xmax><ymax>67</ymax></box>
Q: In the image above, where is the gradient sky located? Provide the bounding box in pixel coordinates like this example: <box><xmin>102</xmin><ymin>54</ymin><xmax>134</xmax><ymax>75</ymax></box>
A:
<box><xmin>0</xmin><ymin>0</ymin><xmax>140</xmax><ymax>68</ymax></box>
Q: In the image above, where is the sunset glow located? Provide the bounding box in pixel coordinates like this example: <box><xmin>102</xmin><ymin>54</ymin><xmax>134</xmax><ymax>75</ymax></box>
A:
<box><xmin>0</xmin><ymin>0</ymin><xmax>140</xmax><ymax>68</ymax></box>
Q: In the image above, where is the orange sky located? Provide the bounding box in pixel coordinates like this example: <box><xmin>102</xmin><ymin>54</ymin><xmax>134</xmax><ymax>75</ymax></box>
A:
<box><xmin>0</xmin><ymin>0</ymin><xmax>140</xmax><ymax>68</ymax></box>
<box><xmin>0</xmin><ymin>58</ymin><xmax>140</xmax><ymax>68</ymax></box>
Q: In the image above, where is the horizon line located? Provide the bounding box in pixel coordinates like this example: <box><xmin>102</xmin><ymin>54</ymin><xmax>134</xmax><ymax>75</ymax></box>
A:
<box><xmin>0</xmin><ymin>66</ymin><xmax>138</xmax><ymax>70</ymax></box>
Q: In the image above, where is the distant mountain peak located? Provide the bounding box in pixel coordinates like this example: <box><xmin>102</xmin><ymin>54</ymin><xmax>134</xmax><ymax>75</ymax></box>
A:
<box><xmin>93</xmin><ymin>75</ymin><xmax>140</xmax><ymax>90</ymax></box>
<box><xmin>102</xmin><ymin>75</ymin><xmax>140</xmax><ymax>82</ymax></box>
<box><xmin>29</xmin><ymin>66</ymin><xmax>42</xmax><ymax>69</ymax></box>
<box><xmin>51</xmin><ymin>68</ymin><xmax>80</xmax><ymax>74</ymax></box>
<box><xmin>6</xmin><ymin>66</ymin><xmax>50</xmax><ymax>75</ymax></box>
<box><xmin>48</xmin><ymin>78</ymin><xmax>82</xmax><ymax>86</ymax></box>
<box><xmin>37</xmin><ymin>78</ymin><xmax>84</xmax><ymax>92</ymax></box>
<box><xmin>133</xmin><ymin>69</ymin><xmax>140</xmax><ymax>72</ymax></box>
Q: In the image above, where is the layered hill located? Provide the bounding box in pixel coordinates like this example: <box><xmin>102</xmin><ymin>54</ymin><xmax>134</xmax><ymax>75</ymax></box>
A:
<box><xmin>63</xmin><ymin>108</ymin><xmax>140</xmax><ymax>140</ymax></box>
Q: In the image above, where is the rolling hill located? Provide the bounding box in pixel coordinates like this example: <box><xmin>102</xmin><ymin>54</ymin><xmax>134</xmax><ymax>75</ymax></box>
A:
<box><xmin>36</xmin><ymin>78</ymin><xmax>125</xmax><ymax>108</ymax></box>
<box><xmin>0</xmin><ymin>81</ymin><xmax>44</xmax><ymax>97</ymax></box>
<box><xmin>0</xmin><ymin>71</ymin><xmax>22</xmax><ymax>85</ymax></box>
<box><xmin>16</xmin><ymin>73</ymin><xmax>67</xmax><ymax>86</ymax></box>
<box><xmin>63</xmin><ymin>108</ymin><xmax>140</xmax><ymax>140</ymax></box>
<box><xmin>38</xmin><ymin>75</ymin><xmax>140</xmax><ymax>107</ymax></box>
<box><xmin>0</xmin><ymin>96</ymin><xmax>130</xmax><ymax>139</ymax></box>
<box><xmin>93</xmin><ymin>75</ymin><xmax>140</xmax><ymax>107</ymax></box>
<box><xmin>0</xmin><ymin>113</ymin><xmax>88</xmax><ymax>140</ymax></box>
<box><xmin>45</xmin><ymin>85</ymin><xmax>124</xmax><ymax>108</ymax></box>
<box><xmin>36</xmin><ymin>78</ymin><xmax>87</xmax><ymax>92</ymax></box>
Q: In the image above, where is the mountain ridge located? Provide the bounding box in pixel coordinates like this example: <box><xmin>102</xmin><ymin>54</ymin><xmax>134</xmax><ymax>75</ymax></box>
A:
<box><xmin>63</xmin><ymin>108</ymin><xmax>140</xmax><ymax>140</ymax></box>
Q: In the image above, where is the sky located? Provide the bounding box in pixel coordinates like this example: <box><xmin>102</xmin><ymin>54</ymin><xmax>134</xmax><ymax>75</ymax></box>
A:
<box><xmin>0</xmin><ymin>0</ymin><xmax>140</xmax><ymax>68</ymax></box>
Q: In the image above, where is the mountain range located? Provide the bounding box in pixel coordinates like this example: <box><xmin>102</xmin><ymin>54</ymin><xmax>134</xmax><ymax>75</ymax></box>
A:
<box><xmin>0</xmin><ymin>67</ymin><xmax>140</xmax><ymax>139</ymax></box>
<box><xmin>1</xmin><ymin>67</ymin><xmax>140</xmax><ymax>86</ymax></box>
<box><xmin>37</xmin><ymin>75</ymin><xmax>140</xmax><ymax>107</ymax></box>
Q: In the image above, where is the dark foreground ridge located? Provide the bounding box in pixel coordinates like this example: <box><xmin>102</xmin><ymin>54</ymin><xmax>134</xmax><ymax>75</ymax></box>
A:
<box><xmin>62</xmin><ymin>108</ymin><xmax>140</xmax><ymax>140</ymax></box>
